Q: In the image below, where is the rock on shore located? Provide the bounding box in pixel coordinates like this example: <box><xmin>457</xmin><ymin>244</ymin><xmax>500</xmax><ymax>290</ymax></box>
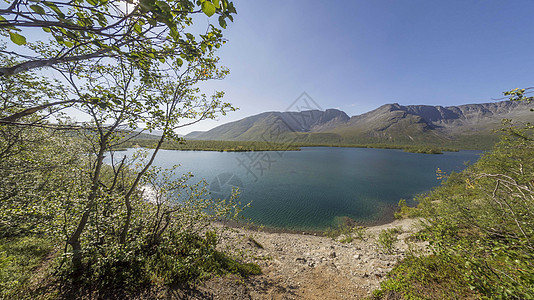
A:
<box><xmin>195</xmin><ymin>218</ymin><xmax>428</xmax><ymax>299</ymax></box>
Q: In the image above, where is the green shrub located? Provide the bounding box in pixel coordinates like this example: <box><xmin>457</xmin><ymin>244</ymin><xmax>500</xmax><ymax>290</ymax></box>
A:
<box><xmin>377</xmin><ymin>227</ymin><xmax>401</xmax><ymax>254</ymax></box>
<box><xmin>377</xmin><ymin>122</ymin><xmax>534</xmax><ymax>299</ymax></box>
<box><xmin>373</xmin><ymin>254</ymin><xmax>477</xmax><ymax>299</ymax></box>
<box><xmin>324</xmin><ymin>220</ymin><xmax>366</xmax><ymax>243</ymax></box>
<box><xmin>394</xmin><ymin>198</ymin><xmax>424</xmax><ymax>219</ymax></box>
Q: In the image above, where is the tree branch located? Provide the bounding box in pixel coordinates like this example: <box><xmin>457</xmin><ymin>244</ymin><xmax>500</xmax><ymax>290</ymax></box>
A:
<box><xmin>0</xmin><ymin>48</ymin><xmax>112</xmax><ymax>76</ymax></box>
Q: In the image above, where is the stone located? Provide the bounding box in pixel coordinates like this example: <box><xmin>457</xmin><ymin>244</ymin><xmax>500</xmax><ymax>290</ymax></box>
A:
<box><xmin>296</xmin><ymin>257</ymin><xmax>307</xmax><ymax>263</ymax></box>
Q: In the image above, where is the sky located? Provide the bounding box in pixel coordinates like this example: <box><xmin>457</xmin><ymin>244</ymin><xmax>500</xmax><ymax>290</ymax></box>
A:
<box><xmin>6</xmin><ymin>1</ymin><xmax>534</xmax><ymax>134</ymax></box>
<box><xmin>182</xmin><ymin>0</ymin><xmax>534</xmax><ymax>134</ymax></box>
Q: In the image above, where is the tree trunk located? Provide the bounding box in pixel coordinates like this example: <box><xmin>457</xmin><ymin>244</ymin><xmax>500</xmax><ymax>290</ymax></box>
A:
<box><xmin>119</xmin><ymin>134</ymin><xmax>165</xmax><ymax>244</ymax></box>
<box><xmin>67</xmin><ymin>135</ymin><xmax>107</xmax><ymax>275</ymax></box>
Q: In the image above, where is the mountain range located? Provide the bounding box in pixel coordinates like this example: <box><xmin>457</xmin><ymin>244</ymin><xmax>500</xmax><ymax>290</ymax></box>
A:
<box><xmin>185</xmin><ymin>101</ymin><xmax>534</xmax><ymax>149</ymax></box>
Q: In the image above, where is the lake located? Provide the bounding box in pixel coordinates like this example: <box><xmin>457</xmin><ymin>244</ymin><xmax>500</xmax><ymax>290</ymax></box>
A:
<box><xmin>116</xmin><ymin>147</ymin><xmax>482</xmax><ymax>231</ymax></box>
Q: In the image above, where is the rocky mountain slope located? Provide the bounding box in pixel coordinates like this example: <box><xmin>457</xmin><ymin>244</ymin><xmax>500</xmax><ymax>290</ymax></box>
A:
<box><xmin>186</xmin><ymin>101</ymin><xmax>533</xmax><ymax>149</ymax></box>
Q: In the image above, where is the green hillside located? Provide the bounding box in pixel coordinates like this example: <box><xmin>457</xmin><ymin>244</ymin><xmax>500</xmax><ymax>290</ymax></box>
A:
<box><xmin>186</xmin><ymin>101</ymin><xmax>533</xmax><ymax>150</ymax></box>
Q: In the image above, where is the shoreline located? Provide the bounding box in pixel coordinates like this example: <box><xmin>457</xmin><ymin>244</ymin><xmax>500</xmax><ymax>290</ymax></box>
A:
<box><xmin>209</xmin><ymin>216</ymin><xmax>427</xmax><ymax>299</ymax></box>
<box><xmin>217</xmin><ymin>204</ymin><xmax>399</xmax><ymax>236</ymax></box>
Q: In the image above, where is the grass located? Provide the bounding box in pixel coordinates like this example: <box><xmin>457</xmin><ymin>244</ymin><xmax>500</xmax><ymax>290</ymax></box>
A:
<box><xmin>117</xmin><ymin>137</ymin><xmax>468</xmax><ymax>154</ymax></box>
<box><xmin>298</xmin><ymin>143</ymin><xmax>460</xmax><ymax>153</ymax></box>
<box><xmin>115</xmin><ymin>139</ymin><xmax>301</xmax><ymax>152</ymax></box>
<box><xmin>0</xmin><ymin>236</ymin><xmax>55</xmax><ymax>299</ymax></box>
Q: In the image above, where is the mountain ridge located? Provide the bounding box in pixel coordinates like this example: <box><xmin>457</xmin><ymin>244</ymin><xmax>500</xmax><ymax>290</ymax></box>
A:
<box><xmin>185</xmin><ymin>100</ymin><xmax>533</xmax><ymax>149</ymax></box>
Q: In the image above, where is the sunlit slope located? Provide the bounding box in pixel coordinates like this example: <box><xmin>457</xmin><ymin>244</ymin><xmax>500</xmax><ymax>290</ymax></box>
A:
<box><xmin>186</xmin><ymin>109</ymin><xmax>350</xmax><ymax>142</ymax></box>
<box><xmin>185</xmin><ymin>101</ymin><xmax>533</xmax><ymax>149</ymax></box>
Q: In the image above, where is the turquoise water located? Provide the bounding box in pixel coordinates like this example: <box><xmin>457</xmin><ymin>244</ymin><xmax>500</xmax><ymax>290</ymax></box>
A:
<box><xmin>116</xmin><ymin>147</ymin><xmax>482</xmax><ymax>231</ymax></box>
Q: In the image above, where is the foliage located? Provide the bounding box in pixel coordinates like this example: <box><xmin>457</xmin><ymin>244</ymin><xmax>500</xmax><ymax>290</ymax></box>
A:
<box><xmin>375</xmin><ymin>120</ymin><xmax>534</xmax><ymax>299</ymax></box>
<box><xmin>402</xmin><ymin>146</ymin><xmax>444</xmax><ymax>154</ymax></box>
<box><xmin>0</xmin><ymin>126</ymin><xmax>85</xmax><ymax>238</ymax></box>
<box><xmin>51</xmin><ymin>155</ymin><xmax>253</xmax><ymax>287</ymax></box>
<box><xmin>338</xmin><ymin>226</ymin><xmax>366</xmax><ymax>244</ymax></box>
<box><xmin>324</xmin><ymin>217</ymin><xmax>366</xmax><ymax>243</ymax></box>
<box><xmin>0</xmin><ymin>0</ymin><xmax>238</xmax><ymax>283</ymax></box>
<box><xmin>0</xmin><ymin>124</ymin><xmax>258</xmax><ymax>297</ymax></box>
<box><xmin>504</xmin><ymin>87</ymin><xmax>534</xmax><ymax>108</ymax></box>
<box><xmin>118</xmin><ymin>138</ymin><xmax>463</xmax><ymax>153</ymax></box>
<box><xmin>0</xmin><ymin>0</ymin><xmax>236</xmax><ymax>76</ymax></box>
<box><xmin>377</xmin><ymin>227</ymin><xmax>401</xmax><ymax>254</ymax></box>
<box><xmin>298</xmin><ymin>143</ymin><xmax>460</xmax><ymax>152</ymax></box>
<box><xmin>394</xmin><ymin>198</ymin><xmax>424</xmax><ymax>219</ymax></box>
<box><xmin>0</xmin><ymin>0</ymin><xmax>260</xmax><ymax>295</ymax></box>
<box><xmin>372</xmin><ymin>254</ymin><xmax>478</xmax><ymax>300</ymax></box>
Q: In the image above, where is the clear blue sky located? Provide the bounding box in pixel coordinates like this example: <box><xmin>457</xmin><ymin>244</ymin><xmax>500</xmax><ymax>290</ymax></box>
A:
<box><xmin>186</xmin><ymin>0</ymin><xmax>534</xmax><ymax>134</ymax></box>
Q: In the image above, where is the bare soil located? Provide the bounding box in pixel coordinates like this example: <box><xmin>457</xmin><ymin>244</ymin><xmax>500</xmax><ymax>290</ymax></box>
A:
<box><xmin>190</xmin><ymin>218</ymin><xmax>427</xmax><ymax>300</ymax></box>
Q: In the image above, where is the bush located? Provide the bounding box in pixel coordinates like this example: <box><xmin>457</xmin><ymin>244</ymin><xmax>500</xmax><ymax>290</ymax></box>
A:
<box><xmin>376</xmin><ymin>122</ymin><xmax>534</xmax><ymax>299</ymax></box>
<box><xmin>324</xmin><ymin>218</ymin><xmax>366</xmax><ymax>243</ymax></box>
<box><xmin>373</xmin><ymin>254</ymin><xmax>477</xmax><ymax>299</ymax></box>
<box><xmin>377</xmin><ymin>227</ymin><xmax>401</xmax><ymax>254</ymax></box>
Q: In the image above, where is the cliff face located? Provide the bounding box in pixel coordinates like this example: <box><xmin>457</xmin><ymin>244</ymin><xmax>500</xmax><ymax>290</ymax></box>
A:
<box><xmin>402</xmin><ymin>101</ymin><xmax>528</xmax><ymax>125</ymax></box>
<box><xmin>185</xmin><ymin>100</ymin><xmax>533</xmax><ymax>147</ymax></box>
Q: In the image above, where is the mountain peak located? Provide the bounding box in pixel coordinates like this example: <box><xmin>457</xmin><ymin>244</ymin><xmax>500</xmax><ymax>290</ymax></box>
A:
<box><xmin>185</xmin><ymin>100</ymin><xmax>533</xmax><ymax>149</ymax></box>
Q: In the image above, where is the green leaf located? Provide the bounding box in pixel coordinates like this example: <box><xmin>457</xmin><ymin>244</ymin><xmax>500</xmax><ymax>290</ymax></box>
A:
<box><xmin>201</xmin><ymin>1</ymin><xmax>216</xmax><ymax>17</ymax></box>
<box><xmin>9</xmin><ymin>31</ymin><xmax>26</xmax><ymax>45</ymax></box>
<box><xmin>227</xmin><ymin>2</ymin><xmax>236</xmax><ymax>14</ymax></box>
<box><xmin>213</xmin><ymin>0</ymin><xmax>220</xmax><ymax>9</ymax></box>
<box><xmin>43</xmin><ymin>1</ymin><xmax>65</xmax><ymax>18</ymax></box>
<box><xmin>169</xmin><ymin>26</ymin><xmax>179</xmax><ymax>40</ymax></box>
<box><xmin>54</xmin><ymin>35</ymin><xmax>64</xmax><ymax>43</ymax></box>
<box><xmin>97</xmin><ymin>101</ymin><xmax>108</xmax><ymax>109</ymax></box>
<box><xmin>139</xmin><ymin>0</ymin><xmax>155</xmax><ymax>11</ymax></box>
<box><xmin>218</xmin><ymin>15</ymin><xmax>226</xmax><ymax>28</ymax></box>
<box><xmin>134</xmin><ymin>23</ymin><xmax>142</xmax><ymax>34</ymax></box>
<box><xmin>42</xmin><ymin>27</ymin><xmax>51</xmax><ymax>33</ymax></box>
<box><xmin>96</xmin><ymin>13</ymin><xmax>108</xmax><ymax>26</ymax></box>
<box><xmin>147</xmin><ymin>18</ymin><xmax>157</xmax><ymax>26</ymax></box>
<box><xmin>156</xmin><ymin>0</ymin><xmax>171</xmax><ymax>13</ymax></box>
<box><xmin>30</xmin><ymin>5</ymin><xmax>46</xmax><ymax>15</ymax></box>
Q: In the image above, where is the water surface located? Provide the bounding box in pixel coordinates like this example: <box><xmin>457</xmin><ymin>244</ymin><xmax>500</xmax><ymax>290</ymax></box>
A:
<box><xmin>116</xmin><ymin>147</ymin><xmax>481</xmax><ymax>231</ymax></box>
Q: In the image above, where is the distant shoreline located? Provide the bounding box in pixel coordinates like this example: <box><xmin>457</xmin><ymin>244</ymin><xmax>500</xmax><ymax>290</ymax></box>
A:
<box><xmin>116</xmin><ymin>141</ymin><xmax>466</xmax><ymax>154</ymax></box>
